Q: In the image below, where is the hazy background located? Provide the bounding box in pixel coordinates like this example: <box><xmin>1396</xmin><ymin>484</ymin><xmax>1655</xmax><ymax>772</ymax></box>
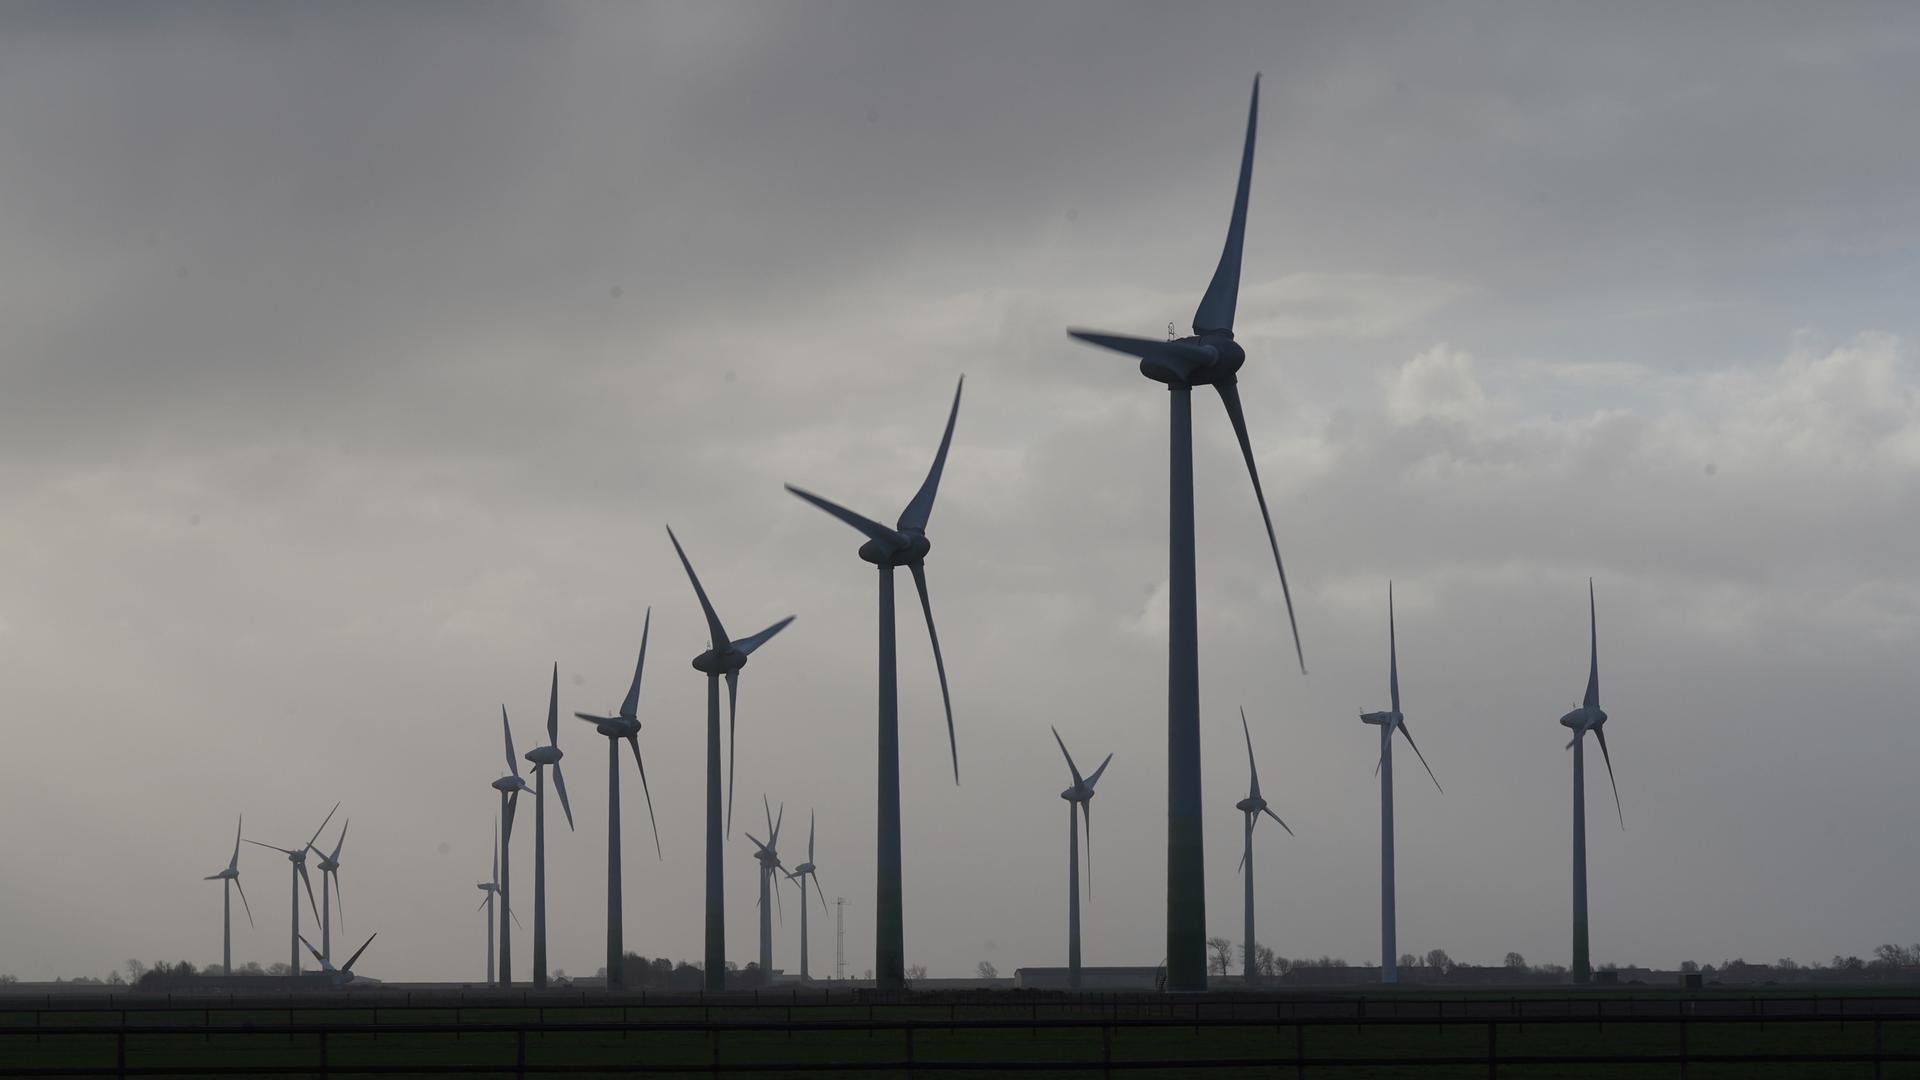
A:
<box><xmin>2</xmin><ymin>1</ymin><xmax>1917</xmax><ymax>982</ymax></box>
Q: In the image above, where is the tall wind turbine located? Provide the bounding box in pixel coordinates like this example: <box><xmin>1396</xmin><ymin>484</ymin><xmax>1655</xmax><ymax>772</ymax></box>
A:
<box><xmin>784</xmin><ymin>812</ymin><xmax>827</xmax><ymax>982</ymax></box>
<box><xmin>203</xmin><ymin>815</ymin><xmax>253</xmax><ymax>975</ymax></box>
<box><xmin>745</xmin><ymin>797</ymin><xmax>785</xmax><ymax>977</ymax></box>
<box><xmin>525</xmin><ymin>663</ymin><xmax>575</xmax><ymax>989</ymax></box>
<box><xmin>490</xmin><ymin>709</ymin><xmax>534</xmax><ymax>984</ymax></box>
<box><xmin>1560</xmin><ymin>580</ymin><xmax>1623</xmax><ymax>985</ymax></box>
<box><xmin>666</xmin><ymin>525</ymin><xmax>795</xmax><ymax>992</ymax></box>
<box><xmin>308</xmin><ymin>819</ymin><xmax>349</xmax><ymax>967</ymax></box>
<box><xmin>783</xmin><ymin>376</ymin><xmax>962</xmax><ymax>991</ymax></box>
<box><xmin>1052</xmin><ymin>727</ymin><xmax>1112</xmax><ymax>990</ymax></box>
<box><xmin>1235</xmin><ymin>709</ymin><xmax>1292</xmax><ymax>984</ymax></box>
<box><xmin>1066</xmin><ymin>76</ymin><xmax>1304</xmax><ymax>991</ymax></box>
<box><xmin>573</xmin><ymin>609</ymin><xmax>665</xmax><ymax>990</ymax></box>
<box><xmin>244</xmin><ymin>803</ymin><xmax>337</xmax><ymax>975</ymax></box>
<box><xmin>1359</xmin><ymin>584</ymin><xmax>1442</xmax><ymax>984</ymax></box>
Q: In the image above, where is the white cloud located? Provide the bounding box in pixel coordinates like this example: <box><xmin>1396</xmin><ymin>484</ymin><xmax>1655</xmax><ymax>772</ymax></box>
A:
<box><xmin>1386</xmin><ymin>344</ymin><xmax>1488</xmax><ymax>425</ymax></box>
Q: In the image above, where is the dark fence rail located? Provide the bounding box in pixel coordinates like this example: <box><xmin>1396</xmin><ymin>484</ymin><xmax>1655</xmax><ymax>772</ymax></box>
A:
<box><xmin>3</xmin><ymin>1006</ymin><xmax>1918</xmax><ymax>1077</ymax></box>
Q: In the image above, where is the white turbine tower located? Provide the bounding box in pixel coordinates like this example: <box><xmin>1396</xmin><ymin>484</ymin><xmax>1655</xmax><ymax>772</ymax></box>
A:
<box><xmin>308</xmin><ymin>819</ymin><xmax>349</xmax><ymax>967</ymax></box>
<box><xmin>1051</xmin><ymin>727</ymin><xmax>1112</xmax><ymax>990</ymax></box>
<box><xmin>244</xmin><ymin>803</ymin><xmax>336</xmax><ymax>975</ymax></box>
<box><xmin>783</xmin><ymin>376</ymin><xmax>963</xmax><ymax>991</ymax></box>
<box><xmin>490</xmin><ymin>709</ymin><xmax>534</xmax><ymax>985</ymax></box>
<box><xmin>573</xmin><ymin>609</ymin><xmax>665</xmax><ymax>990</ymax></box>
<box><xmin>1235</xmin><ymin>710</ymin><xmax>1291</xmax><ymax>983</ymax></box>
<box><xmin>744</xmin><ymin>797</ymin><xmax>786</xmax><ymax>978</ymax></box>
<box><xmin>526</xmin><ymin>663</ymin><xmax>575</xmax><ymax>989</ymax></box>
<box><xmin>203</xmin><ymin>815</ymin><xmax>253</xmax><ymax>975</ymax></box>
<box><xmin>783</xmin><ymin>812</ymin><xmax>827</xmax><ymax>982</ymax></box>
<box><xmin>1560</xmin><ymin>580</ymin><xmax>1623</xmax><ymax>984</ymax></box>
<box><xmin>1067</xmin><ymin>77</ymin><xmax>1306</xmax><ymax>990</ymax></box>
<box><xmin>666</xmin><ymin>525</ymin><xmax>795</xmax><ymax>992</ymax></box>
<box><xmin>1359</xmin><ymin>584</ymin><xmax>1442</xmax><ymax>984</ymax></box>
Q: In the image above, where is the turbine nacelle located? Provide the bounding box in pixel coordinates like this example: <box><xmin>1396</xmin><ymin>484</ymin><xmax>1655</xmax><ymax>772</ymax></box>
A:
<box><xmin>525</xmin><ymin>745</ymin><xmax>563</xmax><ymax>767</ymax></box>
<box><xmin>690</xmin><ymin>648</ymin><xmax>748</xmax><ymax>675</ymax></box>
<box><xmin>857</xmin><ymin>530</ymin><xmax>931</xmax><ymax>567</ymax></box>
<box><xmin>1136</xmin><ymin>332</ymin><xmax>1246</xmax><ymax>387</ymax></box>
<box><xmin>491</xmin><ymin>775</ymin><xmax>531</xmax><ymax>794</ymax></box>
<box><xmin>1560</xmin><ymin>707</ymin><xmax>1606</xmax><ymax>731</ymax></box>
<box><xmin>1360</xmin><ymin>709</ymin><xmax>1397</xmax><ymax>727</ymax></box>
<box><xmin>1235</xmin><ymin>795</ymin><xmax>1267</xmax><ymax>815</ymax></box>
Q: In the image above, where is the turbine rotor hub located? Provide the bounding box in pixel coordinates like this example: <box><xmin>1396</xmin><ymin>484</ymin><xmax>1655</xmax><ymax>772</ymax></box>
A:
<box><xmin>857</xmin><ymin>531</ymin><xmax>931</xmax><ymax>567</ymax></box>
<box><xmin>691</xmin><ymin>649</ymin><xmax>746</xmax><ymax>675</ymax></box>
<box><xmin>527</xmin><ymin>745</ymin><xmax>563</xmax><ymax>765</ymax></box>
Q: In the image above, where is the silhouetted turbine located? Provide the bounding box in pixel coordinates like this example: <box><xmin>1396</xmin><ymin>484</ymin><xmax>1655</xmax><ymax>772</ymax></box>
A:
<box><xmin>244</xmin><ymin>803</ymin><xmax>336</xmax><ymax>975</ymax></box>
<box><xmin>1359</xmin><ymin>583</ymin><xmax>1442</xmax><ymax>984</ymax></box>
<box><xmin>1235</xmin><ymin>709</ymin><xmax>1292</xmax><ymax>983</ymax></box>
<box><xmin>203</xmin><ymin>815</ymin><xmax>253</xmax><ymax>976</ymax></box>
<box><xmin>1052</xmin><ymin>728</ymin><xmax>1112</xmax><ymax>990</ymax></box>
<box><xmin>526</xmin><ymin>663</ymin><xmax>575</xmax><ymax>989</ymax></box>
<box><xmin>783</xmin><ymin>812</ymin><xmax>828</xmax><ymax>981</ymax></box>
<box><xmin>490</xmin><ymin>709</ymin><xmax>534</xmax><ymax>984</ymax></box>
<box><xmin>1559</xmin><ymin>580</ymin><xmax>1623</xmax><ymax>984</ymax></box>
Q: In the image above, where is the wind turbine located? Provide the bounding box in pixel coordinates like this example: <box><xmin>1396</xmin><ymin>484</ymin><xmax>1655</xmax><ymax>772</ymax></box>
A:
<box><xmin>490</xmin><ymin>708</ymin><xmax>534</xmax><ymax>985</ymax></box>
<box><xmin>475</xmin><ymin>819</ymin><xmax>507</xmax><ymax>985</ymax></box>
<box><xmin>666</xmin><ymin>524</ymin><xmax>795</xmax><ymax>992</ymax></box>
<box><xmin>307</xmin><ymin>819</ymin><xmax>349</xmax><ymax>967</ymax></box>
<box><xmin>744</xmin><ymin>796</ymin><xmax>785</xmax><ymax>977</ymax></box>
<box><xmin>525</xmin><ymin>663</ymin><xmax>575</xmax><ymax>989</ymax></box>
<box><xmin>1066</xmin><ymin>76</ymin><xmax>1304</xmax><ymax>991</ymax></box>
<box><xmin>1560</xmin><ymin>580</ymin><xmax>1623</xmax><ymax>985</ymax></box>
<box><xmin>300</xmin><ymin>932</ymin><xmax>376</xmax><ymax>987</ymax></box>
<box><xmin>1051</xmin><ymin>727</ymin><xmax>1112</xmax><ymax>990</ymax></box>
<box><xmin>203</xmin><ymin>815</ymin><xmax>253</xmax><ymax>976</ymax></box>
<box><xmin>1359</xmin><ymin>583</ymin><xmax>1442</xmax><ymax>984</ymax></box>
<box><xmin>244</xmin><ymin>803</ymin><xmax>337</xmax><ymax>975</ymax></box>
<box><xmin>1235</xmin><ymin>709</ymin><xmax>1292</xmax><ymax>984</ymax></box>
<box><xmin>573</xmin><ymin>609</ymin><xmax>665</xmax><ymax>990</ymax></box>
<box><xmin>783</xmin><ymin>376</ymin><xmax>962</xmax><ymax>991</ymax></box>
<box><xmin>784</xmin><ymin>812</ymin><xmax>828</xmax><ymax>982</ymax></box>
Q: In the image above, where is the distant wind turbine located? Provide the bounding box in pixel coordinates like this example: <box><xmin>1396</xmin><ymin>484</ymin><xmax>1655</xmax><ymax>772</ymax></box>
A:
<box><xmin>1359</xmin><ymin>584</ymin><xmax>1442</xmax><ymax>984</ymax></box>
<box><xmin>783</xmin><ymin>812</ymin><xmax>827</xmax><ymax>982</ymax></box>
<box><xmin>1235</xmin><ymin>710</ymin><xmax>1292</xmax><ymax>983</ymax></box>
<box><xmin>1067</xmin><ymin>76</ymin><xmax>1305</xmax><ymax>991</ymax></box>
<box><xmin>783</xmin><ymin>375</ymin><xmax>963</xmax><ymax>991</ymax></box>
<box><xmin>300</xmin><ymin>932</ymin><xmax>376</xmax><ymax>987</ymax></box>
<box><xmin>745</xmin><ymin>797</ymin><xmax>786</xmax><ymax>977</ymax></box>
<box><xmin>666</xmin><ymin>525</ymin><xmax>795</xmax><ymax>992</ymax></box>
<box><xmin>244</xmin><ymin>803</ymin><xmax>337</xmax><ymax>975</ymax></box>
<box><xmin>307</xmin><ymin>819</ymin><xmax>349</xmax><ymax>967</ymax></box>
<box><xmin>573</xmin><ymin>609</ymin><xmax>665</xmax><ymax>990</ymax></box>
<box><xmin>203</xmin><ymin>815</ymin><xmax>254</xmax><ymax>976</ymax></box>
<box><xmin>1051</xmin><ymin>727</ymin><xmax>1112</xmax><ymax>990</ymax></box>
<box><xmin>475</xmin><ymin>819</ymin><xmax>516</xmax><ymax>985</ymax></box>
<box><xmin>1560</xmin><ymin>580</ymin><xmax>1623</xmax><ymax>984</ymax></box>
<box><xmin>526</xmin><ymin>663</ymin><xmax>575</xmax><ymax>989</ymax></box>
<box><xmin>490</xmin><ymin>709</ymin><xmax>534</xmax><ymax>984</ymax></box>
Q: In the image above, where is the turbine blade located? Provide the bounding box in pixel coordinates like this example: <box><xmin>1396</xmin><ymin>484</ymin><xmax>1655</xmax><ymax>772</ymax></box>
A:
<box><xmin>507</xmin><ymin>901</ymin><xmax>522</xmax><ymax>930</ymax></box>
<box><xmin>1388</xmin><ymin>582</ymin><xmax>1400</xmax><ymax>716</ymax></box>
<box><xmin>773</xmin><ymin>801</ymin><xmax>785</xmax><ymax>848</ymax></box>
<box><xmin>478</xmin><ymin>894</ymin><xmax>490</xmax><ymax>913</ymax></box>
<box><xmin>665</xmin><ymin>525</ymin><xmax>731</xmax><ymax>649</ymax></box>
<box><xmin>896</xmin><ymin>374</ymin><xmax>964</xmax><ymax>532</ymax></box>
<box><xmin>808</xmin><ymin>810</ymin><xmax>816</xmax><ymax>865</ymax></box>
<box><xmin>773</xmin><ymin>867</ymin><xmax>784</xmax><ymax>926</ymax></box>
<box><xmin>1050</xmin><ymin>726</ymin><xmax>1084</xmax><ymax>787</ymax></box>
<box><xmin>547</xmin><ymin>661</ymin><xmax>560</xmax><ymax>747</ymax></box>
<box><xmin>628</xmin><ymin>734</ymin><xmax>663</xmax><ymax>859</ymax></box>
<box><xmin>764</xmin><ymin>794</ymin><xmax>776</xmax><ymax>843</ymax></box>
<box><xmin>621</xmin><ymin>608</ymin><xmax>651</xmax><ymax>719</ymax></box>
<box><xmin>1241</xmin><ymin>707</ymin><xmax>1262</xmax><ymax>800</ymax></box>
<box><xmin>1066</xmin><ymin>329</ymin><xmax>1216</xmax><ymax>380</ymax></box>
<box><xmin>1084</xmin><ymin>752</ymin><xmax>1114</xmax><ymax>790</ymax></box>
<box><xmin>745</xmin><ymin>831</ymin><xmax>768</xmax><ymax>854</ymax></box>
<box><xmin>244</xmin><ymin>839</ymin><xmax>295</xmax><ymax>855</ymax></box>
<box><xmin>300</xmin><ymin>934</ymin><xmax>324</xmax><ymax>966</ymax></box>
<box><xmin>1595</xmin><ymin>725</ymin><xmax>1624</xmax><ymax>829</ymax></box>
<box><xmin>785</xmin><ymin>484</ymin><xmax>903</xmax><ymax>548</ymax></box>
<box><xmin>814</xmin><ymin>872</ymin><xmax>829</xmax><ymax>915</ymax></box>
<box><xmin>1585</xmin><ymin>579</ymin><xmax>1600</xmax><ymax>710</ymax></box>
<box><xmin>502</xmin><ymin>707</ymin><xmax>520</xmax><ymax>777</ymax></box>
<box><xmin>333</xmin><ymin>868</ymin><xmax>346</xmax><ymax>933</ymax></box>
<box><xmin>492</xmin><ymin>820</ymin><xmax>499</xmax><ymax>884</ymax></box>
<box><xmin>1216</xmin><ymin>379</ymin><xmax>1305</xmax><ymax>674</ymax></box>
<box><xmin>725</xmin><ymin>670</ymin><xmax>739</xmax><ymax>837</ymax></box>
<box><xmin>1237</xmin><ymin>839</ymin><xmax>1247</xmax><ymax>874</ymax></box>
<box><xmin>731</xmin><ymin>615</ymin><xmax>795</xmax><ymax>657</ymax></box>
<box><xmin>234</xmin><ymin>877</ymin><xmax>254</xmax><ymax>928</ymax></box>
<box><xmin>1193</xmin><ymin>75</ymin><xmax>1259</xmax><ymax>336</ymax></box>
<box><xmin>1396</xmin><ymin>719</ymin><xmax>1443</xmax><ymax>794</ymax></box>
<box><xmin>308</xmin><ymin>802</ymin><xmax>341</xmax><ymax>849</ymax></box>
<box><xmin>342</xmin><ymin>933</ymin><xmax>376</xmax><ymax>973</ymax></box>
<box><xmin>230</xmin><ymin>815</ymin><xmax>243</xmax><ymax>871</ymax></box>
<box><xmin>298</xmin><ymin>863</ymin><xmax>320</xmax><ymax>923</ymax></box>
<box><xmin>1081</xmin><ymin>800</ymin><xmax>1094</xmax><ymax>902</ymax></box>
<box><xmin>1263</xmin><ymin>805</ymin><xmax>1294</xmax><ymax>836</ymax></box>
<box><xmin>909</xmin><ymin>560</ymin><xmax>958</xmax><ymax>783</ymax></box>
<box><xmin>331</xmin><ymin>820</ymin><xmax>349</xmax><ymax>863</ymax></box>
<box><xmin>505</xmin><ymin>788</ymin><xmax>519</xmax><ymax>841</ymax></box>
<box><xmin>553</xmin><ymin>761</ymin><xmax>575</xmax><ymax>831</ymax></box>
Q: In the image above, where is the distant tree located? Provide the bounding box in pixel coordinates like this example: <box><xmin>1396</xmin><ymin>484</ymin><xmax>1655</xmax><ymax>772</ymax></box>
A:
<box><xmin>106</xmin><ymin>972</ymin><xmax>125</xmax><ymax>986</ymax></box>
<box><xmin>1400</xmin><ymin>953</ymin><xmax>1420</xmax><ymax>969</ymax></box>
<box><xmin>1873</xmin><ymin>944</ymin><xmax>1915</xmax><ymax>968</ymax></box>
<box><xmin>1679</xmin><ymin>961</ymin><xmax>1699</xmax><ymax>974</ymax></box>
<box><xmin>266</xmin><ymin>963</ymin><xmax>293</xmax><ymax>977</ymax></box>
<box><xmin>0</xmin><ymin>974</ymin><xmax>16</xmax><ymax>985</ymax></box>
<box><xmin>124</xmin><ymin>960</ymin><xmax>147</xmax><ymax>984</ymax></box>
<box><xmin>1256</xmin><ymin>945</ymin><xmax>1280</xmax><ymax>979</ymax></box>
<box><xmin>1206</xmin><ymin>938</ymin><xmax>1234</xmax><ymax>976</ymax></box>
<box><xmin>906</xmin><ymin>964</ymin><xmax>927</xmax><ymax>982</ymax></box>
<box><xmin>1532</xmin><ymin>963</ymin><xmax>1568</xmax><ymax>977</ymax></box>
<box><xmin>975</xmin><ymin>961</ymin><xmax>998</xmax><ymax>979</ymax></box>
<box><xmin>1504</xmin><ymin>952</ymin><xmax>1527</xmax><ymax>970</ymax></box>
<box><xmin>1775</xmin><ymin>958</ymin><xmax>1799</xmax><ymax>971</ymax></box>
<box><xmin>1833</xmin><ymin>955</ymin><xmax>1866</xmax><ymax>973</ymax></box>
<box><xmin>1424</xmin><ymin>949</ymin><xmax>1453</xmax><ymax>975</ymax></box>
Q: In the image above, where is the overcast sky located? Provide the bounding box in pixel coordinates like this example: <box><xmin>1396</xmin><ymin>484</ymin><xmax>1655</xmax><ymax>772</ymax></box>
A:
<box><xmin>3</xmin><ymin>1</ymin><xmax>1918</xmax><ymax>983</ymax></box>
